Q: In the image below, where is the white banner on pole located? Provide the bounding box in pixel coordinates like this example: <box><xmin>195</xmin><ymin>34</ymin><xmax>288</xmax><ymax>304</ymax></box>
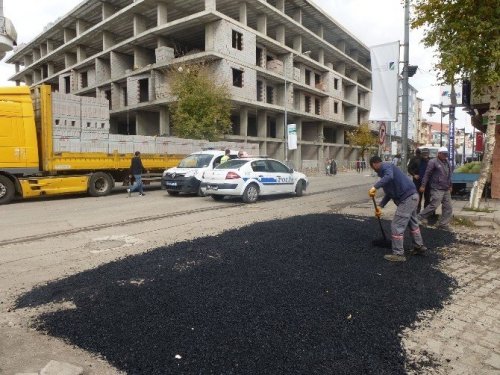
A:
<box><xmin>369</xmin><ymin>41</ymin><xmax>400</xmax><ymax>122</ymax></box>
<box><xmin>287</xmin><ymin>124</ymin><xmax>297</xmax><ymax>150</ymax></box>
<box><xmin>440</xmin><ymin>84</ymin><xmax>462</xmax><ymax>106</ymax></box>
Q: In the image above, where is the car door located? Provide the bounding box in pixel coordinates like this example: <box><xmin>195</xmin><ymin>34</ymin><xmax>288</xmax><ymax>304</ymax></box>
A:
<box><xmin>266</xmin><ymin>160</ymin><xmax>295</xmax><ymax>193</ymax></box>
<box><xmin>250</xmin><ymin>160</ymin><xmax>277</xmax><ymax>195</ymax></box>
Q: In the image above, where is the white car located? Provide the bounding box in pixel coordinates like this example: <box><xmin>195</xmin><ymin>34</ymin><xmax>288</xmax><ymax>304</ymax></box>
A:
<box><xmin>201</xmin><ymin>157</ymin><xmax>308</xmax><ymax>203</ymax></box>
<box><xmin>162</xmin><ymin>149</ymin><xmax>238</xmax><ymax>196</ymax></box>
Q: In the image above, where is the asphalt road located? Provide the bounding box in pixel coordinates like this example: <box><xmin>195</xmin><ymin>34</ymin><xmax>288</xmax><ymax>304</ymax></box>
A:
<box><xmin>1</xmin><ymin>172</ymin><xmax>378</xmax><ymax>374</ymax></box>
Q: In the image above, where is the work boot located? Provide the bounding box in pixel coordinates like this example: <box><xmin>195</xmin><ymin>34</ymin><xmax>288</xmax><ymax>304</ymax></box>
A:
<box><xmin>384</xmin><ymin>254</ymin><xmax>406</xmax><ymax>262</ymax></box>
<box><xmin>411</xmin><ymin>245</ymin><xmax>427</xmax><ymax>256</ymax></box>
<box><xmin>435</xmin><ymin>224</ymin><xmax>451</xmax><ymax>231</ymax></box>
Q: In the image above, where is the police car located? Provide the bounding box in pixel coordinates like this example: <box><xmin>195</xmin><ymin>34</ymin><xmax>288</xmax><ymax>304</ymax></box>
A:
<box><xmin>162</xmin><ymin>150</ymin><xmax>238</xmax><ymax>196</ymax></box>
<box><xmin>201</xmin><ymin>157</ymin><xmax>308</xmax><ymax>203</ymax></box>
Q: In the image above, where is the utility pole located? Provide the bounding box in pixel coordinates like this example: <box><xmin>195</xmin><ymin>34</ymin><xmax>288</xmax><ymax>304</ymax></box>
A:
<box><xmin>400</xmin><ymin>0</ymin><xmax>410</xmax><ymax>172</ymax></box>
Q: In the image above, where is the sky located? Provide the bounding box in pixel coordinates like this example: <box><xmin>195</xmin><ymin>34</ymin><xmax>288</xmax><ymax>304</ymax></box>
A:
<box><xmin>0</xmin><ymin>0</ymin><xmax>471</xmax><ymax>131</ymax></box>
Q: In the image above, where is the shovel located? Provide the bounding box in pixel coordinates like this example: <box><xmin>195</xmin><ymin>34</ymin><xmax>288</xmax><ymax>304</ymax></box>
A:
<box><xmin>371</xmin><ymin>196</ymin><xmax>391</xmax><ymax>248</ymax></box>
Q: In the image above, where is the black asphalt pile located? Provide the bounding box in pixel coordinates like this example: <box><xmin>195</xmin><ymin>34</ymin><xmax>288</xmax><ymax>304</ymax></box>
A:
<box><xmin>16</xmin><ymin>214</ymin><xmax>456</xmax><ymax>375</ymax></box>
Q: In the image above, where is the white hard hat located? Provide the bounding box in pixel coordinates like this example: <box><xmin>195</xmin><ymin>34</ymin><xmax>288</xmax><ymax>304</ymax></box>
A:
<box><xmin>438</xmin><ymin>147</ymin><xmax>448</xmax><ymax>153</ymax></box>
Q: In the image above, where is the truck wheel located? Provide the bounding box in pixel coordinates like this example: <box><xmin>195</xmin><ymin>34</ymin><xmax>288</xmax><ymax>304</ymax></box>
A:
<box><xmin>88</xmin><ymin>172</ymin><xmax>113</xmax><ymax>197</ymax></box>
<box><xmin>0</xmin><ymin>175</ymin><xmax>15</xmax><ymax>205</ymax></box>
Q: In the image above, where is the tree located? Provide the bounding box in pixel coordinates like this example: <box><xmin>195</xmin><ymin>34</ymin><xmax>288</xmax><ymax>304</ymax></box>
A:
<box><xmin>169</xmin><ymin>63</ymin><xmax>232</xmax><ymax>141</ymax></box>
<box><xmin>412</xmin><ymin>0</ymin><xmax>500</xmax><ymax>209</ymax></box>
<box><xmin>345</xmin><ymin>123</ymin><xmax>378</xmax><ymax>159</ymax></box>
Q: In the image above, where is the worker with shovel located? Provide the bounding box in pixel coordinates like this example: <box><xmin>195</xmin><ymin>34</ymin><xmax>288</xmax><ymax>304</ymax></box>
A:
<box><xmin>368</xmin><ymin>155</ymin><xmax>427</xmax><ymax>262</ymax></box>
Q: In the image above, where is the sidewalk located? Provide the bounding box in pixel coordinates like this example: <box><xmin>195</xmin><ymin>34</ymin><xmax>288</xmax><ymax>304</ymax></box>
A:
<box><xmin>452</xmin><ymin>197</ymin><xmax>500</xmax><ymax>230</ymax></box>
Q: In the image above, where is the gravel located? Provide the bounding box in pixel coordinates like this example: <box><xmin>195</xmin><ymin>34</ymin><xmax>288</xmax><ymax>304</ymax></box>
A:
<box><xmin>16</xmin><ymin>214</ymin><xmax>456</xmax><ymax>374</ymax></box>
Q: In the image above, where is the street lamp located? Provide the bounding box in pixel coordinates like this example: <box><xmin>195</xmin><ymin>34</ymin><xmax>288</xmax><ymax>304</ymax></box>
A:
<box><xmin>284</xmin><ymin>50</ymin><xmax>311</xmax><ymax>162</ymax></box>
<box><xmin>426</xmin><ymin>104</ymin><xmax>449</xmax><ymax>147</ymax></box>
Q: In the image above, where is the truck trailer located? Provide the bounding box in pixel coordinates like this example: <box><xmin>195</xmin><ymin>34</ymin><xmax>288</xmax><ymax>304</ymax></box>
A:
<box><xmin>0</xmin><ymin>85</ymin><xmax>184</xmax><ymax>204</ymax></box>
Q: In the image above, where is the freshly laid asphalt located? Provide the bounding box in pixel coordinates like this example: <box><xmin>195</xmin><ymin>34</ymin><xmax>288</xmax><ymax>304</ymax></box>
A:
<box><xmin>16</xmin><ymin>214</ymin><xmax>456</xmax><ymax>374</ymax></box>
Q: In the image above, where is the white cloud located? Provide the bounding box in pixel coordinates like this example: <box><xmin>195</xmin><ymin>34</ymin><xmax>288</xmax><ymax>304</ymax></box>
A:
<box><xmin>0</xmin><ymin>0</ymin><xmax>470</xmax><ymax>129</ymax></box>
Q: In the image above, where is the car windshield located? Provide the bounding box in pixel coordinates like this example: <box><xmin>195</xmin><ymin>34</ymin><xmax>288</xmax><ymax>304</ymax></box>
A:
<box><xmin>215</xmin><ymin>159</ymin><xmax>248</xmax><ymax>169</ymax></box>
<box><xmin>178</xmin><ymin>154</ymin><xmax>214</xmax><ymax>168</ymax></box>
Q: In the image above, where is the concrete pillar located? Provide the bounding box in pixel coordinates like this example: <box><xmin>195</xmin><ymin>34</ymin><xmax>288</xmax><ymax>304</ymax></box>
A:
<box><xmin>103</xmin><ymin>31</ymin><xmax>116</xmax><ymax>50</ymax></box>
<box><xmin>293</xmin><ymin>8</ymin><xmax>302</xmax><ymax>24</ymax></box>
<box><xmin>316</xmin><ymin>25</ymin><xmax>324</xmax><ymax>38</ymax></box>
<box><xmin>336</xmin><ymin>126</ymin><xmax>345</xmax><ymax>144</ymax></box>
<box><xmin>159</xmin><ymin>106</ymin><xmax>170</xmax><ymax>136</ymax></box>
<box><xmin>15</xmin><ymin>63</ymin><xmax>19</xmax><ymax>73</ymax></box>
<box><xmin>102</xmin><ymin>3</ymin><xmax>115</xmax><ymax>20</ymax></box>
<box><xmin>239</xmin><ymin>2</ymin><xmax>247</xmax><ymax>25</ymax></box>
<box><xmin>350</xmin><ymin>49</ymin><xmax>359</xmax><ymax>62</ymax></box>
<box><xmin>64</xmin><ymin>28</ymin><xmax>76</xmax><ymax>43</ymax></box>
<box><xmin>64</xmin><ymin>52</ymin><xmax>76</xmax><ymax>68</ymax></box>
<box><xmin>240</xmin><ymin>107</ymin><xmax>248</xmax><ymax>137</ymax></box>
<box><xmin>111</xmin><ymin>82</ymin><xmax>120</xmax><ymax>110</ymax></box>
<box><xmin>157</xmin><ymin>2</ymin><xmax>168</xmax><ymax>25</ymax></box>
<box><xmin>257</xmin><ymin>14</ymin><xmax>267</xmax><ymax>35</ymax></box>
<box><xmin>47</xmin><ymin>63</ymin><xmax>55</xmax><ymax>77</ymax></box>
<box><xmin>326</xmin><ymin>62</ymin><xmax>333</xmax><ymax>69</ymax></box>
<box><xmin>134</xmin><ymin>14</ymin><xmax>148</xmax><ymax>36</ymax></box>
<box><xmin>336</xmin><ymin>62</ymin><xmax>346</xmax><ymax>75</ymax></box>
<box><xmin>318</xmin><ymin>49</ymin><xmax>325</xmax><ymax>65</ymax></box>
<box><xmin>77</xmin><ymin>45</ymin><xmax>87</xmax><ymax>62</ymax></box>
<box><xmin>291</xmin><ymin>118</ymin><xmax>302</xmax><ymax>168</ymax></box>
<box><xmin>257</xmin><ymin>110</ymin><xmax>267</xmax><ymax>138</ymax></box>
<box><xmin>76</xmin><ymin>19</ymin><xmax>90</xmax><ymax>35</ymax></box>
<box><xmin>276</xmin><ymin>0</ymin><xmax>285</xmax><ymax>12</ymax></box>
<box><xmin>337</xmin><ymin>40</ymin><xmax>346</xmax><ymax>53</ymax></box>
<box><xmin>276</xmin><ymin>25</ymin><xmax>285</xmax><ymax>44</ymax></box>
<box><xmin>47</xmin><ymin>40</ymin><xmax>54</xmax><ymax>53</ymax></box>
<box><xmin>293</xmin><ymin>35</ymin><xmax>302</xmax><ymax>52</ymax></box>
<box><xmin>205</xmin><ymin>0</ymin><xmax>216</xmax><ymax>11</ymax></box>
<box><xmin>134</xmin><ymin>46</ymin><xmax>151</xmax><ymax>69</ymax></box>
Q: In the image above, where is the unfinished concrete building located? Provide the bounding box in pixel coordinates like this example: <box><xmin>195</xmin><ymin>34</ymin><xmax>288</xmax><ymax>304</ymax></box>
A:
<box><xmin>6</xmin><ymin>0</ymin><xmax>372</xmax><ymax>169</ymax></box>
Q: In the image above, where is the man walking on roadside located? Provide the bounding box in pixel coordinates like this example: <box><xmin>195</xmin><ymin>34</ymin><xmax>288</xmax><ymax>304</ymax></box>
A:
<box><xmin>369</xmin><ymin>155</ymin><xmax>427</xmax><ymax>262</ymax></box>
<box><xmin>417</xmin><ymin>147</ymin><xmax>453</xmax><ymax>230</ymax></box>
<box><xmin>408</xmin><ymin>148</ymin><xmax>431</xmax><ymax>213</ymax></box>
<box><xmin>127</xmin><ymin>151</ymin><xmax>145</xmax><ymax>197</ymax></box>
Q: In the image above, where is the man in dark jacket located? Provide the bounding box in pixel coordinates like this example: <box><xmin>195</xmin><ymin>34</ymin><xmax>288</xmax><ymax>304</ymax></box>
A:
<box><xmin>127</xmin><ymin>151</ymin><xmax>145</xmax><ymax>197</ymax></box>
<box><xmin>408</xmin><ymin>148</ymin><xmax>431</xmax><ymax>213</ymax></box>
<box><xmin>417</xmin><ymin>147</ymin><xmax>453</xmax><ymax>229</ymax></box>
<box><xmin>369</xmin><ymin>155</ymin><xmax>426</xmax><ymax>262</ymax></box>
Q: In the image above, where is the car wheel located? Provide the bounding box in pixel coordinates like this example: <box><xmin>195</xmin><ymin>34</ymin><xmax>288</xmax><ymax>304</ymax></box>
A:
<box><xmin>295</xmin><ymin>180</ymin><xmax>304</xmax><ymax>197</ymax></box>
<box><xmin>211</xmin><ymin>194</ymin><xmax>224</xmax><ymax>201</ymax></box>
<box><xmin>88</xmin><ymin>172</ymin><xmax>113</xmax><ymax>197</ymax></box>
<box><xmin>197</xmin><ymin>186</ymin><xmax>206</xmax><ymax>197</ymax></box>
<box><xmin>242</xmin><ymin>183</ymin><xmax>259</xmax><ymax>203</ymax></box>
<box><xmin>167</xmin><ymin>190</ymin><xmax>180</xmax><ymax>196</ymax></box>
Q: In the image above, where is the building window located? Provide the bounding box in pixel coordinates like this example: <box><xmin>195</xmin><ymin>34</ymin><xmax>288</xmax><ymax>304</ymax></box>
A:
<box><xmin>81</xmin><ymin>71</ymin><xmax>88</xmax><ymax>88</ymax></box>
<box><xmin>305</xmin><ymin>70</ymin><xmax>311</xmax><ymax>85</ymax></box>
<box><xmin>232</xmin><ymin>68</ymin><xmax>243</xmax><ymax>87</ymax></box>
<box><xmin>334</xmin><ymin>78</ymin><xmax>339</xmax><ymax>90</ymax></box>
<box><xmin>256</xmin><ymin>47</ymin><xmax>263</xmax><ymax>66</ymax></box>
<box><xmin>315</xmin><ymin>98</ymin><xmax>321</xmax><ymax>115</ymax></box>
<box><xmin>64</xmin><ymin>76</ymin><xmax>71</xmax><ymax>94</ymax></box>
<box><xmin>232</xmin><ymin>30</ymin><xmax>243</xmax><ymax>50</ymax></box>
<box><xmin>334</xmin><ymin>102</ymin><xmax>338</xmax><ymax>114</ymax></box>
<box><xmin>266</xmin><ymin>86</ymin><xmax>274</xmax><ymax>104</ymax></box>
<box><xmin>305</xmin><ymin>96</ymin><xmax>311</xmax><ymax>113</ymax></box>
<box><xmin>139</xmin><ymin>78</ymin><xmax>149</xmax><ymax>102</ymax></box>
<box><xmin>257</xmin><ymin>80</ymin><xmax>263</xmax><ymax>101</ymax></box>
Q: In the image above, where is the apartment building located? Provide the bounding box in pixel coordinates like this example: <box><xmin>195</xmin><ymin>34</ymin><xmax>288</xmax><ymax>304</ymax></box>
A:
<box><xmin>6</xmin><ymin>0</ymin><xmax>372</xmax><ymax>169</ymax></box>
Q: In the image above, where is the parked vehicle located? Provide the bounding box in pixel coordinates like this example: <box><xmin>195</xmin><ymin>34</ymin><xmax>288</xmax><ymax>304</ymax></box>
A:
<box><xmin>201</xmin><ymin>157</ymin><xmax>308</xmax><ymax>203</ymax></box>
<box><xmin>162</xmin><ymin>149</ymin><xmax>239</xmax><ymax>196</ymax></box>
<box><xmin>0</xmin><ymin>85</ymin><xmax>183</xmax><ymax>204</ymax></box>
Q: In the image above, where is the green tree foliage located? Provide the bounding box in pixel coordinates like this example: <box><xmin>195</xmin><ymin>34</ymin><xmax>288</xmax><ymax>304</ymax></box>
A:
<box><xmin>169</xmin><ymin>63</ymin><xmax>232</xmax><ymax>141</ymax></box>
<box><xmin>345</xmin><ymin>123</ymin><xmax>378</xmax><ymax>158</ymax></box>
<box><xmin>412</xmin><ymin>0</ymin><xmax>499</xmax><ymax>208</ymax></box>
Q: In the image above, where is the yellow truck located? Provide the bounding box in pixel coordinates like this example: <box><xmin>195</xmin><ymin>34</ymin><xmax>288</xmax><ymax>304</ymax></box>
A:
<box><xmin>0</xmin><ymin>85</ymin><xmax>184</xmax><ymax>204</ymax></box>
